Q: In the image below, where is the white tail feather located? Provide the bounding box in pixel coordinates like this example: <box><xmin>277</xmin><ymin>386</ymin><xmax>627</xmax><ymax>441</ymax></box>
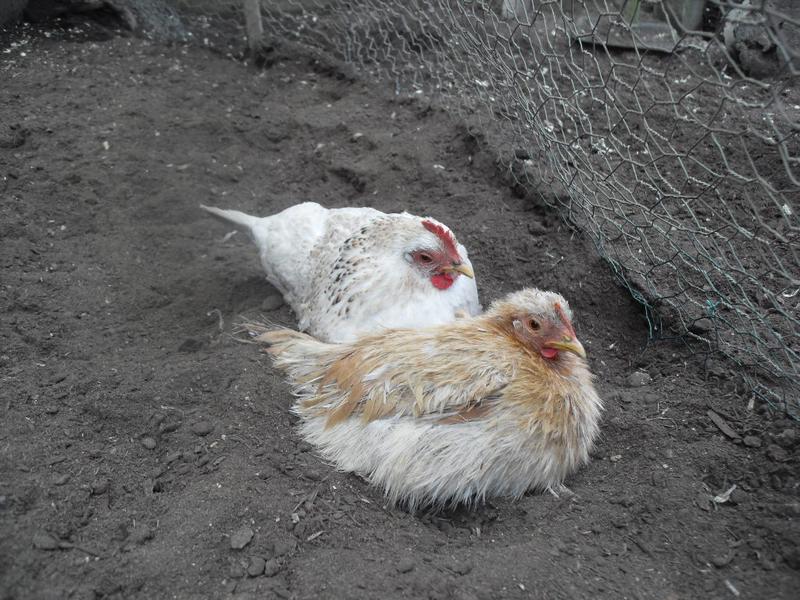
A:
<box><xmin>200</xmin><ymin>204</ymin><xmax>262</xmax><ymax>233</ymax></box>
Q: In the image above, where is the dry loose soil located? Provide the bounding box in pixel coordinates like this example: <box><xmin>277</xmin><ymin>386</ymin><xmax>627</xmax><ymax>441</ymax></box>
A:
<box><xmin>1</xmin><ymin>22</ymin><xmax>798</xmax><ymax>600</ymax></box>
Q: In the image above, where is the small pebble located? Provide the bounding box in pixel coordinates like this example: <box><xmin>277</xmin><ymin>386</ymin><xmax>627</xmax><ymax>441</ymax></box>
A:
<box><xmin>304</xmin><ymin>468</ymin><xmax>323</xmax><ymax>481</ymax></box>
<box><xmin>526</xmin><ymin>221</ymin><xmax>547</xmax><ymax>235</ymax></box>
<box><xmin>711</xmin><ymin>554</ymin><xmax>732</xmax><ymax>568</ymax></box>
<box><xmin>91</xmin><ymin>478</ymin><xmax>109</xmax><ymax>495</ymax></box>
<box><xmin>626</xmin><ymin>371</ymin><xmax>652</xmax><ymax>387</ymax></box>
<box><xmin>264</xmin><ymin>558</ymin><xmax>281</xmax><ymax>577</ymax></box>
<box><xmin>230</xmin><ymin>526</ymin><xmax>254</xmax><ymax>550</ymax></box>
<box><xmin>229</xmin><ymin>564</ymin><xmax>246</xmax><ymax>579</ymax></box>
<box><xmin>743</xmin><ymin>435</ymin><xmax>761</xmax><ymax>448</ymax></box>
<box><xmin>160</xmin><ymin>421</ymin><xmax>180</xmax><ymax>434</ymax></box>
<box><xmin>688</xmin><ymin>318</ymin><xmax>713</xmax><ymax>335</ymax></box>
<box><xmin>761</xmin><ymin>556</ymin><xmax>776</xmax><ymax>571</ymax></box>
<box><xmin>450</xmin><ymin>561</ymin><xmax>472</xmax><ymax>576</ymax></box>
<box><xmin>696</xmin><ymin>492</ymin><xmax>712</xmax><ymax>512</ymax></box>
<box><xmin>651</xmin><ymin>470</ymin><xmax>667</xmax><ymax>488</ymax></box>
<box><xmin>128</xmin><ymin>526</ymin><xmax>153</xmax><ymax>545</ymax></box>
<box><xmin>775</xmin><ymin>502</ymin><xmax>800</xmax><ymax>517</ymax></box>
<box><xmin>766</xmin><ymin>444</ymin><xmax>788</xmax><ymax>462</ymax></box>
<box><xmin>45</xmin><ymin>406</ymin><xmax>59</xmax><ymax>415</ymax></box>
<box><xmin>178</xmin><ymin>338</ymin><xmax>203</xmax><ymax>353</ymax></box>
<box><xmin>191</xmin><ymin>421</ymin><xmax>213</xmax><ymax>437</ymax></box>
<box><xmin>436</xmin><ymin>520</ymin><xmax>453</xmax><ymax>534</ymax></box>
<box><xmin>514</xmin><ymin>147</ymin><xmax>531</xmax><ymax>160</ymax></box>
<box><xmin>33</xmin><ymin>531</ymin><xmax>59</xmax><ymax>550</ymax></box>
<box><xmin>273</xmin><ymin>539</ymin><xmax>297</xmax><ymax>556</ymax></box>
<box><xmin>611</xmin><ymin>516</ymin><xmax>629</xmax><ymax>529</ymax></box>
<box><xmin>247</xmin><ymin>556</ymin><xmax>266</xmax><ymax>577</ymax></box>
<box><xmin>221</xmin><ymin>580</ymin><xmax>236</xmax><ymax>595</ymax></box>
<box><xmin>729</xmin><ymin>488</ymin><xmax>749</xmax><ymax>505</ymax></box>
<box><xmin>615</xmin><ymin>494</ymin><xmax>635</xmax><ymax>508</ymax></box>
<box><xmin>261</xmin><ymin>294</ymin><xmax>285</xmax><ymax>311</ymax></box>
<box><xmin>141</xmin><ymin>437</ymin><xmax>157</xmax><ymax>450</ymax></box>
<box><xmin>164</xmin><ymin>452</ymin><xmax>181</xmax><ymax>464</ymax></box>
<box><xmin>775</xmin><ymin>428</ymin><xmax>796</xmax><ymax>448</ymax></box>
<box><xmin>783</xmin><ymin>547</ymin><xmax>800</xmax><ymax>570</ymax></box>
<box><xmin>53</xmin><ymin>473</ymin><xmax>71</xmax><ymax>486</ymax></box>
<box><xmin>397</xmin><ymin>558</ymin><xmax>415</xmax><ymax>573</ymax></box>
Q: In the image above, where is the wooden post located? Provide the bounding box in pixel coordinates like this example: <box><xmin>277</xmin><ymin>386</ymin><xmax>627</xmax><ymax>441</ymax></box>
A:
<box><xmin>243</xmin><ymin>0</ymin><xmax>264</xmax><ymax>51</ymax></box>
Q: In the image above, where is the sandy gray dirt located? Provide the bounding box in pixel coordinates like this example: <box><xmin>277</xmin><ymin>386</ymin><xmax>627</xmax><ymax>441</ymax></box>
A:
<box><xmin>0</xmin><ymin>24</ymin><xmax>798</xmax><ymax>600</ymax></box>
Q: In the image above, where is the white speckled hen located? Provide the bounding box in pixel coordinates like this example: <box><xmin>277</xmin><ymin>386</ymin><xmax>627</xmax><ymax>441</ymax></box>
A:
<box><xmin>256</xmin><ymin>288</ymin><xmax>603</xmax><ymax>511</ymax></box>
<box><xmin>202</xmin><ymin>202</ymin><xmax>480</xmax><ymax>342</ymax></box>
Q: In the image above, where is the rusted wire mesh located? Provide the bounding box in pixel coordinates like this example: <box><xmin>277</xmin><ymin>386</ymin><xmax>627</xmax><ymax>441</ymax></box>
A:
<box><xmin>166</xmin><ymin>0</ymin><xmax>799</xmax><ymax>412</ymax></box>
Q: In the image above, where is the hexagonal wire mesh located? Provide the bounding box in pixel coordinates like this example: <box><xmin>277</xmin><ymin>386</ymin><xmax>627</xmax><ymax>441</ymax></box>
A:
<box><xmin>164</xmin><ymin>0</ymin><xmax>798</xmax><ymax>413</ymax></box>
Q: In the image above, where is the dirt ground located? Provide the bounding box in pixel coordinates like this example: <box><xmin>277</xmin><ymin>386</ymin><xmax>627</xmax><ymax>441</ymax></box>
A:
<box><xmin>1</xmin><ymin>21</ymin><xmax>798</xmax><ymax>600</ymax></box>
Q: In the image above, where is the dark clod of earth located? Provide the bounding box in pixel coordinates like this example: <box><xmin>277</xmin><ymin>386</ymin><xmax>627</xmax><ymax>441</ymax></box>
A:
<box><xmin>263</xmin><ymin>558</ymin><xmax>281</xmax><ymax>578</ymax></box>
<box><xmin>230</xmin><ymin>527</ymin><xmax>254</xmax><ymax>550</ymax></box>
<box><xmin>191</xmin><ymin>420</ymin><xmax>213</xmax><ymax>436</ymax></box>
<box><xmin>247</xmin><ymin>556</ymin><xmax>266</xmax><ymax>577</ymax></box>
<box><xmin>0</xmin><ymin>15</ymin><xmax>797</xmax><ymax>600</ymax></box>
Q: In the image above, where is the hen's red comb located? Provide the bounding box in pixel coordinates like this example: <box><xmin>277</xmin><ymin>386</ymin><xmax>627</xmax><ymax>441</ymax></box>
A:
<box><xmin>422</xmin><ymin>219</ymin><xmax>460</xmax><ymax>260</ymax></box>
<box><xmin>554</xmin><ymin>303</ymin><xmax>576</xmax><ymax>338</ymax></box>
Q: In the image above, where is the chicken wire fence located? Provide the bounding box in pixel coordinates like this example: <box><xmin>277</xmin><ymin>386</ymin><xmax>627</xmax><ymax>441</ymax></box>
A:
<box><xmin>157</xmin><ymin>0</ymin><xmax>799</xmax><ymax>412</ymax></box>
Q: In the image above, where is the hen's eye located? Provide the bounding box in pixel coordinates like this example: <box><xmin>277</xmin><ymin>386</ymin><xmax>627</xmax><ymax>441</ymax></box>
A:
<box><xmin>528</xmin><ymin>318</ymin><xmax>541</xmax><ymax>331</ymax></box>
<box><xmin>418</xmin><ymin>253</ymin><xmax>433</xmax><ymax>264</ymax></box>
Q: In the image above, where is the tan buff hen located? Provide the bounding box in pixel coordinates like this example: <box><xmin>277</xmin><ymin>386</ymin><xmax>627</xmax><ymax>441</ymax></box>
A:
<box><xmin>257</xmin><ymin>288</ymin><xmax>602</xmax><ymax>510</ymax></box>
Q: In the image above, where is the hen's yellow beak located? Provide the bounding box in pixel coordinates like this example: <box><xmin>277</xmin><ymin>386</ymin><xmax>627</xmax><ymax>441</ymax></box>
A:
<box><xmin>441</xmin><ymin>262</ymin><xmax>474</xmax><ymax>279</ymax></box>
<box><xmin>543</xmin><ymin>337</ymin><xmax>587</xmax><ymax>359</ymax></box>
